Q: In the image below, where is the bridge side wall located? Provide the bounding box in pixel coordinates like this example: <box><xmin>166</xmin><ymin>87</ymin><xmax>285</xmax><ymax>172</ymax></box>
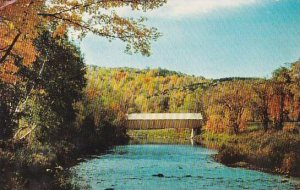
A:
<box><xmin>126</xmin><ymin>119</ymin><xmax>202</xmax><ymax>130</ymax></box>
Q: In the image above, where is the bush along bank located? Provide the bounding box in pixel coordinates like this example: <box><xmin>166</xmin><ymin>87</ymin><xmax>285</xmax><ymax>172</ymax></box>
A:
<box><xmin>195</xmin><ymin>130</ymin><xmax>300</xmax><ymax>178</ymax></box>
<box><xmin>0</xmin><ymin>127</ymin><xmax>129</xmax><ymax>190</ymax></box>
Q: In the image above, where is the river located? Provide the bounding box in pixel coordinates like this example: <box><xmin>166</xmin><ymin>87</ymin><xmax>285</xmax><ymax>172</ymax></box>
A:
<box><xmin>70</xmin><ymin>144</ymin><xmax>300</xmax><ymax>190</ymax></box>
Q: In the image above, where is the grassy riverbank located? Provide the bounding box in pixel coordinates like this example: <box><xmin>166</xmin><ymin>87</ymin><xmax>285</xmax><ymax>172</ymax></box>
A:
<box><xmin>195</xmin><ymin>130</ymin><xmax>300</xmax><ymax>177</ymax></box>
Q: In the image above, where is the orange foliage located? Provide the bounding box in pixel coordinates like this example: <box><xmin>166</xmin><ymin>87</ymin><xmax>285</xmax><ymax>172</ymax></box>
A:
<box><xmin>0</xmin><ymin>0</ymin><xmax>165</xmax><ymax>82</ymax></box>
<box><xmin>205</xmin><ymin>81</ymin><xmax>253</xmax><ymax>134</ymax></box>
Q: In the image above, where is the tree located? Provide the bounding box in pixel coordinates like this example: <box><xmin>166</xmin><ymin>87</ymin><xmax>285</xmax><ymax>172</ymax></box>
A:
<box><xmin>251</xmin><ymin>80</ymin><xmax>271</xmax><ymax>131</ymax></box>
<box><xmin>270</xmin><ymin>67</ymin><xmax>291</xmax><ymax>129</ymax></box>
<box><xmin>20</xmin><ymin>31</ymin><xmax>86</xmax><ymax>143</ymax></box>
<box><xmin>206</xmin><ymin>81</ymin><xmax>253</xmax><ymax>134</ymax></box>
<box><xmin>0</xmin><ymin>80</ymin><xmax>23</xmax><ymax>139</ymax></box>
<box><xmin>0</xmin><ymin>0</ymin><xmax>166</xmax><ymax>82</ymax></box>
<box><xmin>289</xmin><ymin>61</ymin><xmax>300</xmax><ymax>121</ymax></box>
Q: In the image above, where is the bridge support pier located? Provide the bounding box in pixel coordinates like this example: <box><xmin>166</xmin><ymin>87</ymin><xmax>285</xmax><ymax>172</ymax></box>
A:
<box><xmin>190</xmin><ymin>128</ymin><xmax>199</xmax><ymax>139</ymax></box>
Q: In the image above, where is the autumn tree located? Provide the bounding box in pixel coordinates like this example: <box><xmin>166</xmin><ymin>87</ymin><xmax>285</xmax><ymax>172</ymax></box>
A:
<box><xmin>269</xmin><ymin>67</ymin><xmax>291</xmax><ymax>129</ymax></box>
<box><xmin>289</xmin><ymin>61</ymin><xmax>300</xmax><ymax>121</ymax></box>
<box><xmin>205</xmin><ymin>81</ymin><xmax>253</xmax><ymax>134</ymax></box>
<box><xmin>251</xmin><ymin>80</ymin><xmax>271</xmax><ymax>131</ymax></box>
<box><xmin>0</xmin><ymin>0</ymin><xmax>166</xmax><ymax>82</ymax></box>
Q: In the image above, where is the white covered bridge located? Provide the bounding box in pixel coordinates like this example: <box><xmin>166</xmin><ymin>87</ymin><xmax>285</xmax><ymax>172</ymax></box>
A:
<box><xmin>126</xmin><ymin>113</ymin><xmax>203</xmax><ymax>138</ymax></box>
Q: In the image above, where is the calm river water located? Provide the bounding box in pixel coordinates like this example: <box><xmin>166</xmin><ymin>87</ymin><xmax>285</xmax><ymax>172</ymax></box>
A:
<box><xmin>70</xmin><ymin>144</ymin><xmax>300</xmax><ymax>190</ymax></box>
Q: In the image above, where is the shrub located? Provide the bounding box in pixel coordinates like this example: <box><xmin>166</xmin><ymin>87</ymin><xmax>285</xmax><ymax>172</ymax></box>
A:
<box><xmin>216</xmin><ymin>145</ymin><xmax>244</xmax><ymax>165</ymax></box>
<box><xmin>283</xmin><ymin>123</ymin><xmax>299</xmax><ymax>134</ymax></box>
<box><xmin>202</xmin><ymin>130</ymin><xmax>300</xmax><ymax>177</ymax></box>
<box><xmin>281</xmin><ymin>152</ymin><xmax>298</xmax><ymax>174</ymax></box>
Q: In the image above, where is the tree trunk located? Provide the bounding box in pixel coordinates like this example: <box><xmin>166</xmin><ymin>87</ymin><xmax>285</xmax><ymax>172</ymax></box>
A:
<box><xmin>297</xmin><ymin>98</ymin><xmax>300</xmax><ymax>121</ymax></box>
<box><xmin>263</xmin><ymin>117</ymin><xmax>269</xmax><ymax>131</ymax></box>
<box><xmin>277</xmin><ymin>91</ymin><xmax>284</xmax><ymax>130</ymax></box>
<box><xmin>14</xmin><ymin>59</ymin><xmax>47</xmax><ymax>114</ymax></box>
<box><xmin>233</xmin><ymin>123</ymin><xmax>239</xmax><ymax>134</ymax></box>
<box><xmin>262</xmin><ymin>107</ymin><xmax>269</xmax><ymax>131</ymax></box>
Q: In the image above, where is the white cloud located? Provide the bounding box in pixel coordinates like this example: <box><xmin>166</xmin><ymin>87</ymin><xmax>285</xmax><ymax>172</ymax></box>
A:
<box><xmin>115</xmin><ymin>0</ymin><xmax>257</xmax><ymax>18</ymax></box>
<box><xmin>159</xmin><ymin>0</ymin><xmax>257</xmax><ymax>17</ymax></box>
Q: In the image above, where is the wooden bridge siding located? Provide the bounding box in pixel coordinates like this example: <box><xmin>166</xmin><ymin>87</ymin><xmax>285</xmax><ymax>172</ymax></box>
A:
<box><xmin>126</xmin><ymin>119</ymin><xmax>202</xmax><ymax>130</ymax></box>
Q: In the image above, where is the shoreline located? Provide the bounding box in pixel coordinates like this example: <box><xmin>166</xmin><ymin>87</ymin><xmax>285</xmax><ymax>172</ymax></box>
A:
<box><xmin>0</xmin><ymin>140</ymin><xmax>128</xmax><ymax>190</ymax></box>
<box><xmin>194</xmin><ymin>131</ymin><xmax>300</xmax><ymax>179</ymax></box>
<box><xmin>193</xmin><ymin>141</ymin><xmax>300</xmax><ymax>180</ymax></box>
<box><xmin>212</xmin><ymin>155</ymin><xmax>299</xmax><ymax>180</ymax></box>
<box><xmin>128</xmin><ymin>129</ymin><xmax>300</xmax><ymax>179</ymax></box>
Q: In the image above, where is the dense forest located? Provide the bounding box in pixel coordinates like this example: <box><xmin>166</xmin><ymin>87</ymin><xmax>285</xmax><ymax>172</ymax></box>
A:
<box><xmin>86</xmin><ymin>62</ymin><xmax>300</xmax><ymax>134</ymax></box>
<box><xmin>85</xmin><ymin>66</ymin><xmax>208</xmax><ymax>113</ymax></box>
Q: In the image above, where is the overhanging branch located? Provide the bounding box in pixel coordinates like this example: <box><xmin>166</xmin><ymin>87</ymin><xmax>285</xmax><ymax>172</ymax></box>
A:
<box><xmin>0</xmin><ymin>32</ymin><xmax>21</xmax><ymax>64</ymax></box>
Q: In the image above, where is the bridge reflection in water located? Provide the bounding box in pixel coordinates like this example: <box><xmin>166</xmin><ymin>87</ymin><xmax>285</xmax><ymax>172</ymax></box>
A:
<box><xmin>126</xmin><ymin>113</ymin><xmax>203</xmax><ymax>141</ymax></box>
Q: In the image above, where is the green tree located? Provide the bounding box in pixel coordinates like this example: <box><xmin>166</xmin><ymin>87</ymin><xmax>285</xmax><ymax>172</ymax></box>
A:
<box><xmin>21</xmin><ymin>31</ymin><xmax>86</xmax><ymax>144</ymax></box>
<box><xmin>0</xmin><ymin>81</ymin><xmax>23</xmax><ymax>139</ymax></box>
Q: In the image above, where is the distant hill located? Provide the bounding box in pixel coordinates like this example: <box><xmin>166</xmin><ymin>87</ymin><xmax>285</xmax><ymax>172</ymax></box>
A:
<box><xmin>87</xmin><ymin>65</ymin><xmax>261</xmax><ymax>82</ymax></box>
<box><xmin>87</xmin><ymin>65</ymin><xmax>206</xmax><ymax>79</ymax></box>
<box><xmin>213</xmin><ymin>77</ymin><xmax>262</xmax><ymax>83</ymax></box>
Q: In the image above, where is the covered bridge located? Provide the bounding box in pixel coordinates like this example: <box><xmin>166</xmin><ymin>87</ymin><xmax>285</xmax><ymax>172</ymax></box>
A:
<box><xmin>126</xmin><ymin>113</ymin><xmax>203</xmax><ymax>138</ymax></box>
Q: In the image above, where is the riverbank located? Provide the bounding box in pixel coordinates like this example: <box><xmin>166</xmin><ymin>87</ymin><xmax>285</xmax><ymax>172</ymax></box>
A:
<box><xmin>128</xmin><ymin>128</ymin><xmax>191</xmax><ymax>144</ymax></box>
<box><xmin>65</xmin><ymin>129</ymin><xmax>300</xmax><ymax>189</ymax></box>
<box><xmin>194</xmin><ymin>130</ymin><xmax>300</xmax><ymax>178</ymax></box>
<box><xmin>127</xmin><ymin>128</ymin><xmax>300</xmax><ymax>178</ymax></box>
<box><xmin>0</xmin><ymin>134</ymin><xmax>129</xmax><ymax>190</ymax></box>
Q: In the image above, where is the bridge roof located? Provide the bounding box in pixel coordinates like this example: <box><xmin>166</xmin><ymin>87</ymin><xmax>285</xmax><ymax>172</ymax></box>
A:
<box><xmin>127</xmin><ymin>113</ymin><xmax>203</xmax><ymax>120</ymax></box>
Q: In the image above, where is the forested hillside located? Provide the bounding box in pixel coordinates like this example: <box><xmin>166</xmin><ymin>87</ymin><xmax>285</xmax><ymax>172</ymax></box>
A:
<box><xmin>85</xmin><ymin>67</ymin><xmax>208</xmax><ymax>114</ymax></box>
<box><xmin>85</xmin><ymin>62</ymin><xmax>300</xmax><ymax>134</ymax></box>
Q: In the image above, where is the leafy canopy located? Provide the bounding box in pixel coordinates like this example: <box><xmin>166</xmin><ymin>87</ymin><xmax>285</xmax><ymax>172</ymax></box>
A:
<box><xmin>0</xmin><ymin>0</ymin><xmax>166</xmax><ymax>82</ymax></box>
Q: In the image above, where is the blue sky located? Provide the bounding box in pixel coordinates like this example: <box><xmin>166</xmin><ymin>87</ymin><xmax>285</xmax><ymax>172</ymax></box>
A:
<box><xmin>80</xmin><ymin>0</ymin><xmax>300</xmax><ymax>79</ymax></box>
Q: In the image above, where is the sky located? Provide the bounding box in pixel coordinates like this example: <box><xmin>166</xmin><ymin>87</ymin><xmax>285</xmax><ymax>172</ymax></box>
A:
<box><xmin>80</xmin><ymin>0</ymin><xmax>300</xmax><ymax>79</ymax></box>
